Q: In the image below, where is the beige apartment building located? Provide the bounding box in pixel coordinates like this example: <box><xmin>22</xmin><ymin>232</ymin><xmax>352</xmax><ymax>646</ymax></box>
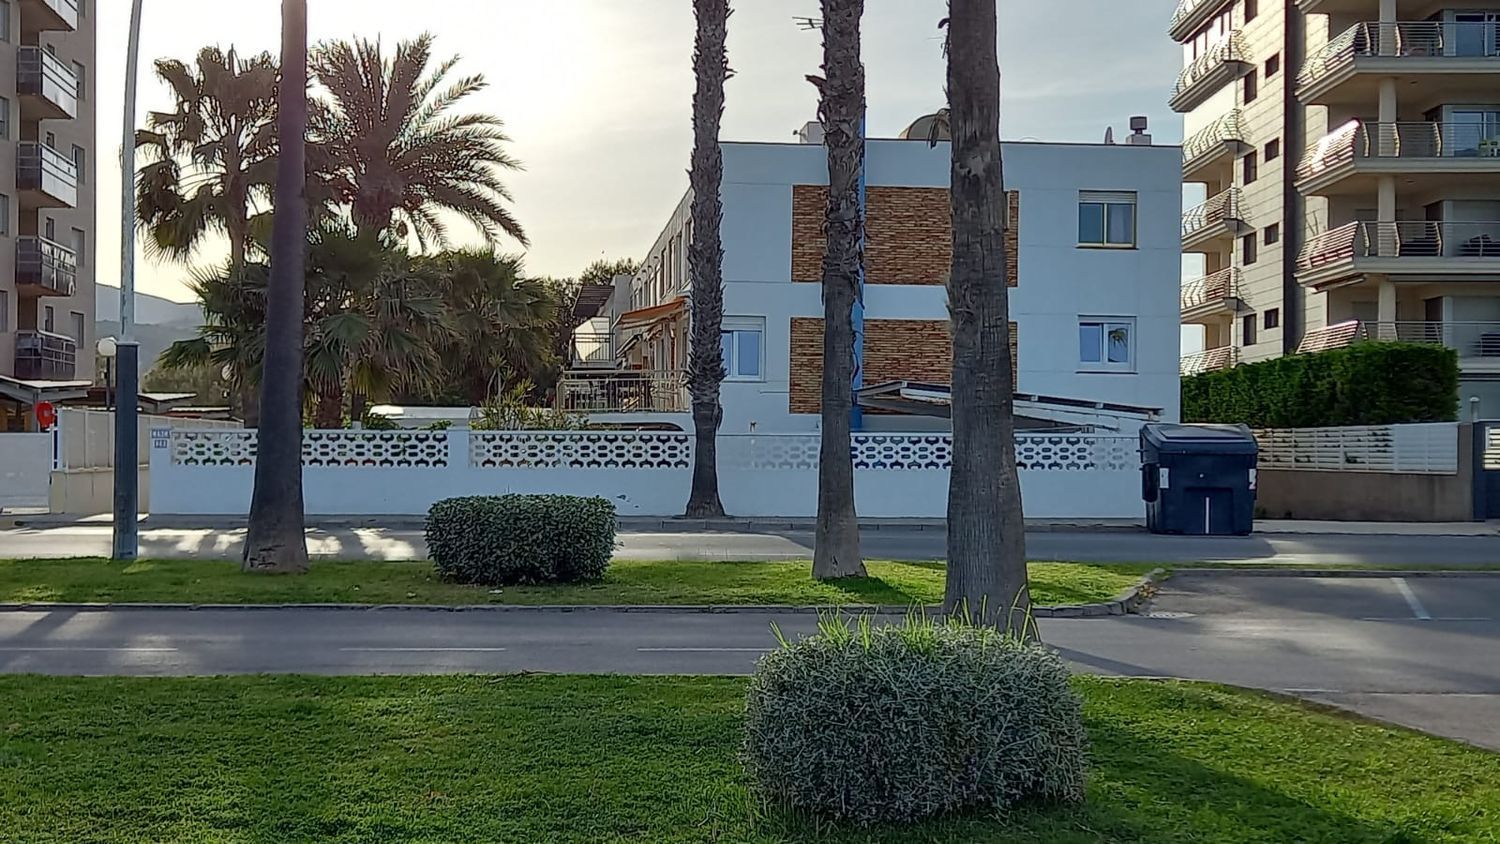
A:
<box><xmin>0</xmin><ymin>0</ymin><xmax>94</xmax><ymax>431</ymax></box>
<box><xmin>1173</xmin><ymin>0</ymin><xmax>1500</xmax><ymax>407</ymax></box>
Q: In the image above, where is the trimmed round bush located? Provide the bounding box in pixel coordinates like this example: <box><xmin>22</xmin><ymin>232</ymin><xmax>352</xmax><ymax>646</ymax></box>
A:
<box><xmin>741</xmin><ymin>617</ymin><xmax>1087</xmax><ymax>825</ymax></box>
<box><xmin>425</xmin><ymin>495</ymin><xmax>616</xmax><ymax>585</ymax></box>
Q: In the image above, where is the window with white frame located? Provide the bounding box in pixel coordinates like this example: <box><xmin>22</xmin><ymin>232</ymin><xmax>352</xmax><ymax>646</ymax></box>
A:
<box><xmin>1078</xmin><ymin>191</ymin><xmax>1137</xmax><ymax>247</ymax></box>
<box><xmin>1078</xmin><ymin>318</ymin><xmax>1136</xmax><ymax>372</ymax></box>
<box><xmin>720</xmin><ymin>318</ymin><xmax>764</xmax><ymax>381</ymax></box>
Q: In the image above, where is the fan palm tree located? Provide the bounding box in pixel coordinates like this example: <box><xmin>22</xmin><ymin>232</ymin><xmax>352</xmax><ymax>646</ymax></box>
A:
<box><xmin>244</xmin><ymin>0</ymin><xmax>311</xmax><ymax>575</ymax></box>
<box><xmin>810</xmin><ymin>0</ymin><xmax>868</xmax><ymax>581</ymax></box>
<box><xmin>135</xmin><ymin>46</ymin><xmax>279</xmax><ymax>272</ymax></box>
<box><xmin>684</xmin><ymin>0</ymin><xmax>731</xmax><ymax>519</ymax></box>
<box><xmin>943</xmin><ymin>0</ymin><xmax>1030</xmax><ymax>633</ymax></box>
<box><xmin>309</xmin><ymin>33</ymin><xmax>528</xmax><ymax>250</ymax></box>
<box><xmin>158</xmin><ymin>265</ymin><xmax>268</xmax><ymax>425</ymax></box>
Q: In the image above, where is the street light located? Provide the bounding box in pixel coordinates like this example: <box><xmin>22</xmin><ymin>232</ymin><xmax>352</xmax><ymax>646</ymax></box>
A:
<box><xmin>113</xmin><ymin>0</ymin><xmax>146</xmax><ymax>561</ymax></box>
<box><xmin>96</xmin><ymin>336</ymin><xmax>118</xmax><ymax>413</ymax></box>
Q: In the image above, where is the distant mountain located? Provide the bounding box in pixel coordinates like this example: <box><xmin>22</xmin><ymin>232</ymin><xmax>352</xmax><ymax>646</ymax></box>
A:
<box><xmin>94</xmin><ymin>320</ymin><xmax>201</xmax><ymax>381</ymax></box>
<box><xmin>95</xmin><ymin>284</ymin><xmax>202</xmax><ymax>328</ymax></box>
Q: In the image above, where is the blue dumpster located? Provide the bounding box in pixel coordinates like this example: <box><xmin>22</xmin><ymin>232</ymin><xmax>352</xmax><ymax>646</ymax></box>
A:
<box><xmin>1140</xmin><ymin>423</ymin><xmax>1257</xmax><ymax>536</ymax></box>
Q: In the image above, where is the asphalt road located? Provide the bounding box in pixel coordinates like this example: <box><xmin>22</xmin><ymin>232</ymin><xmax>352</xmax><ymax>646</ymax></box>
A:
<box><xmin>2</xmin><ymin>573</ymin><xmax>1497</xmax><ymax>749</ymax></box>
<box><xmin>4</xmin><ymin>524</ymin><xmax>1500</xmax><ymax>565</ymax></box>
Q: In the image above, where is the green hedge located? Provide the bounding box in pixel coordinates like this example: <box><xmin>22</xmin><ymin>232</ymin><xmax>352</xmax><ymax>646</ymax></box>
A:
<box><xmin>1183</xmin><ymin>343</ymin><xmax>1458</xmax><ymax>428</ymax></box>
<box><xmin>425</xmin><ymin>495</ymin><xmax>616</xmax><ymax>586</ymax></box>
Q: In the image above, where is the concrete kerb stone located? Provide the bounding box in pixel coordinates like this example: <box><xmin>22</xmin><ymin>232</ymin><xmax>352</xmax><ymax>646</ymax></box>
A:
<box><xmin>1168</xmin><ymin>568</ymin><xmax>1500</xmax><ymax>579</ymax></box>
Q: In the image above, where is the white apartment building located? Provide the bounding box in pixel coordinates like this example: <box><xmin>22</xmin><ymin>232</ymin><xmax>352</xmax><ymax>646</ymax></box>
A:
<box><xmin>0</xmin><ymin>0</ymin><xmax>95</xmax><ymax>431</ymax></box>
<box><xmin>1173</xmin><ymin>0</ymin><xmax>1500</xmax><ymax>407</ymax></box>
<box><xmin>563</xmin><ymin>131</ymin><xmax>1183</xmax><ymax>435</ymax></box>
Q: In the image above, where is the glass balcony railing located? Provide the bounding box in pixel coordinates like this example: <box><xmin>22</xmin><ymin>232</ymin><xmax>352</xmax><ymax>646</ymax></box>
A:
<box><xmin>16</xmin><ymin>236</ymin><xmax>78</xmax><ymax>297</ymax></box>
<box><xmin>14</xmin><ymin>330</ymin><xmax>77</xmax><ymax>381</ymax></box>
<box><xmin>16</xmin><ymin>142</ymin><xmax>78</xmax><ymax>208</ymax></box>
<box><xmin>17</xmin><ymin>47</ymin><xmax>78</xmax><ymax>120</ymax></box>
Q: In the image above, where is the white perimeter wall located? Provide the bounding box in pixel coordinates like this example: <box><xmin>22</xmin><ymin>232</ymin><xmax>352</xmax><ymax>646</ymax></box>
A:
<box><xmin>0</xmin><ymin>434</ymin><xmax>52</xmax><ymax>509</ymax></box>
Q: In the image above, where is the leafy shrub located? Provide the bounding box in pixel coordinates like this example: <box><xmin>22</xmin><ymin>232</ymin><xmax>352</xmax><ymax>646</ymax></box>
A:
<box><xmin>425</xmin><ymin>495</ymin><xmax>616</xmax><ymax>585</ymax></box>
<box><xmin>741</xmin><ymin>616</ymin><xmax>1087</xmax><ymax>826</ymax></box>
<box><xmin>1183</xmin><ymin>342</ymin><xmax>1458</xmax><ymax>427</ymax></box>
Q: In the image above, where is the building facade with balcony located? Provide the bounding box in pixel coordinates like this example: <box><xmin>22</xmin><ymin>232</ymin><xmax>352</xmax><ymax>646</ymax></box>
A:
<box><xmin>0</xmin><ymin>0</ymin><xmax>94</xmax><ymax>431</ymax></box>
<box><xmin>563</xmin><ymin>134</ymin><xmax>1183</xmax><ymax>434</ymax></box>
<box><xmin>1172</xmin><ymin>0</ymin><xmax>1500</xmax><ymax>407</ymax></box>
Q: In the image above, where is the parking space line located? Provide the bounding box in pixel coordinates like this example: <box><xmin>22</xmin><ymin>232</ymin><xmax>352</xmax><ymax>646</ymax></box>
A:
<box><xmin>1390</xmin><ymin>577</ymin><xmax>1432</xmax><ymax>620</ymax></box>
<box><xmin>338</xmin><ymin>647</ymin><xmax>507</xmax><ymax>653</ymax></box>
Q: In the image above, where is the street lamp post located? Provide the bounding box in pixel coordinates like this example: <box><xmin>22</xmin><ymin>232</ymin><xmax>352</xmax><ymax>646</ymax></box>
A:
<box><xmin>97</xmin><ymin>337</ymin><xmax>118</xmax><ymax>414</ymax></box>
<box><xmin>114</xmin><ymin>0</ymin><xmax>146</xmax><ymax>561</ymax></box>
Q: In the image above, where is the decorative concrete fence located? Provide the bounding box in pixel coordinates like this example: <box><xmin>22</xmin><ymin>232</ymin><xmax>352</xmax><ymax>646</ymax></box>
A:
<box><xmin>149</xmin><ymin>429</ymin><xmax>1143</xmax><ymax>520</ymax></box>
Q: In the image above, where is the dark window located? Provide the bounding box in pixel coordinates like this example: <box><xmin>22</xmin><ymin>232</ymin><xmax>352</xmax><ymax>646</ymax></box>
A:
<box><xmin>1243</xmin><ymin>151</ymin><xmax>1259</xmax><ymax>185</ymax></box>
<box><xmin>1264</xmin><ymin>223</ymin><xmax>1280</xmax><ymax>245</ymax></box>
<box><xmin>1242</xmin><ymin>314</ymin><xmax>1258</xmax><ymax>346</ymax></box>
<box><xmin>1244</xmin><ymin>0</ymin><xmax>1258</xmax><ymax>21</ymax></box>
<box><xmin>1243</xmin><ymin>69</ymin><xmax>1258</xmax><ymax>104</ymax></box>
<box><xmin>1264</xmin><ymin>308</ymin><xmax>1281</xmax><ymax>330</ymax></box>
<box><xmin>1264</xmin><ymin>138</ymin><xmax>1281</xmax><ymax>161</ymax></box>
<box><xmin>1265</xmin><ymin>53</ymin><xmax>1280</xmax><ymax>78</ymax></box>
<box><xmin>1242</xmin><ymin>232</ymin><xmax>1259</xmax><ymax>265</ymax></box>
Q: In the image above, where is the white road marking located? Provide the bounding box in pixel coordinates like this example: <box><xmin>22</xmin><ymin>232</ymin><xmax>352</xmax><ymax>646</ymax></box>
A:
<box><xmin>1360</xmin><ymin>617</ymin><xmax>1491</xmax><ymax>622</ymax></box>
<box><xmin>637</xmin><ymin>647</ymin><xmax>772</xmax><ymax>653</ymax></box>
<box><xmin>338</xmin><ymin>647</ymin><xmax>507</xmax><ymax>653</ymax></box>
<box><xmin>1390</xmin><ymin>577</ymin><xmax>1432</xmax><ymax>620</ymax></box>
<box><xmin>0</xmin><ymin>647</ymin><xmax>178</xmax><ymax>653</ymax></box>
<box><xmin>1283</xmin><ymin>688</ymin><xmax>1342</xmax><ymax>694</ymax></box>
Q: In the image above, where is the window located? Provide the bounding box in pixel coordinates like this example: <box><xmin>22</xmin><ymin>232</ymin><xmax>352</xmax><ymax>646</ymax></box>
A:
<box><xmin>71</xmin><ymin>227</ymin><xmax>85</xmax><ymax>264</ymax></box>
<box><xmin>1242</xmin><ymin>314</ymin><xmax>1258</xmax><ymax>346</ymax></box>
<box><xmin>72</xmin><ymin>145</ymin><xmax>85</xmax><ymax>183</ymax></box>
<box><xmin>1264</xmin><ymin>223</ymin><xmax>1280</xmax><ymax>245</ymax></box>
<box><xmin>44</xmin><ymin>217</ymin><xmax>55</xmax><ymax>241</ymax></box>
<box><xmin>720</xmin><ymin>319</ymin><xmax>764</xmax><ymax>381</ymax></box>
<box><xmin>1077</xmin><ymin>191</ymin><xmax>1137</xmax><ymax>247</ymax></box>
<box><xmin>1244</xmin><ymin>0</ymin><xmax>1257</xmax><ymax>21</ymax></box>
<box><xmin>1078</xmin><ymin>319</ymin><xmax>1135</xmax><ymax>372</ymax></box>
<box><xmin>69</xmin><ymin>311</ymin><xmax>84</xmax><ymax>345</ymax></box>
<box><xmin>1242</xmin><ymin>151</ymin><xmax>1259</xmax><ymax>185</ymax></box>
<box><xmin>44</xmin><ymin>130</ymin><xmax>55</xmax><ymax>149</ymax></box>
<box><xmin>1242</xmin><ymin>232</ymin><xmax>1259</xmax><ymax>265</ymax></box>
<box><xmin>0</xmin><ymin>97</ymin><xmax>9</xmax><ymax>140</ymax></box>
<box><xmin>73</xmin><ymin>61</ymin><xmax>85</xmax><ymax>101</ymax></box>
<box><xmin>0</xmin><ymin>290</ymin><xmax>7</xmax><ymax>333</ymax></box>
<box><xmin>43</xmin><ymin>306</ymin><xmax>54</xmax><ymax>334</ymax></box>
<box><xmin>1264</xmin><ymin>308</ymin><xmax>1281</xmax><ymax>330</ymax></box>
<box><xmin>0</xmin><ymin>194</ymin><xmax>9</xmax><ymax>237</ymax></box>
<box><xmin>0</xmin><ymin>2</ymin><xmax>10</xmax><ymax>43</ymax></box>
<box><xmin>1243</xmin><ymin>69</ymin><xmax>1258</xmax><ymax>104</ymax></box>
<box><xmin>1265</xmin><ymin>53</ymin><xmax>1281</xmax><ymax>78</ymax></box>
<box><xmin>1264</xmin><ymin>138</ymin><xmax>1281</xmax><ymax>161</ymax></box>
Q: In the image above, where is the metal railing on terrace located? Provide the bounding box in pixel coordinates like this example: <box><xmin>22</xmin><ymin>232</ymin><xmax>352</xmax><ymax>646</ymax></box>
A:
<box><xmin>1297</xmin><ymin>120</ymin><xmax>1500</xmax><ymax>179</ymax></box>
<box><xmin>1173</xmin><ymin>31</ymin><xmax>1248</xmax><ymax>103</ymax></box>
<box><xmin>14</xmin><ymin>329</ymin><xmax>77</xmax><ymax>380</ymax></box>
<box><xmin>1182</xmin><ymin>188</ymin><xmax>1243</xmax><ymax>241</ymax></box>
<box><xmin>1169</xmin><ymin>0</ymin><xmax>1233</xmax><ymax>39</ymax></box>
<box><xmin>1299</xmin><ymin>21</ymin><xmax>1500</xmax><ymax>88</ymax></box>
<box><xmin>1181</xmin><ymin>267</ymin><xmax>1241</xmax><ymax>312</ymax></box>
<box><xmin>556</xmin><ymin>370</ymin><xmax>689</xmax><ymax>414</ymax></box>
<box><xmin>1182</xmin><ymin>109</ymin><xmax>1245</xmax><ymax>170</ymax></box>
<box><xmin>568</xmin><ymin>332</ymin><xmax>617</xmax><ymax>368</ymax></box>
<box><xmin>1181</xmin><ymin>346</ymin><xmax>1238</xmax><ymax>376</ymax></box>
<box><xmin>1297</xmin><ymin>221</ymin><xmax>1500</xmax><ymax>271</ymax></box>
<box><xmin>1297</xmin><ymin>320</ymin><xmax>1500</xmax><ymax>358</ymax></box>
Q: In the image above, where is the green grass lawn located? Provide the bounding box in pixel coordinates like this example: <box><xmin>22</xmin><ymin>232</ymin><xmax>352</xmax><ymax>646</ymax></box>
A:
<box><xmin>0</xmin><ymin>674</ymin><xmax>1494</xmax><ymax>843</ymax></box>
<box><xmin>0</xmin><ymin>558</ymin><xmax>1153</xmax><ymax>607</ymax></box>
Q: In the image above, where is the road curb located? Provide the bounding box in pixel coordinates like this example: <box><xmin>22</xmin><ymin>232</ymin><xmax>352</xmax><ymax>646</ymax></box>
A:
<box><xmin>1168</xmin><ymin>568</ymin><xmax>1500</xmax><ymax>579</ymax></box>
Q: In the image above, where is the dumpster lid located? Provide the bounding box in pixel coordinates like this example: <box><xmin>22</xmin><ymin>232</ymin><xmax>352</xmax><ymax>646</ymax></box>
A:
<box><xmin>1142</xmin><ymin>423</ymin><xmax>1257</xmax><ymax>455</ymax></box>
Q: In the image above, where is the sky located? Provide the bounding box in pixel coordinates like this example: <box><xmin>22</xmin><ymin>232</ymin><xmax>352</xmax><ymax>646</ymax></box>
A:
<box><xmin>96</xmin><ymin>0</ymin><xmax>1184</xmax><ymax>304</ymax></box>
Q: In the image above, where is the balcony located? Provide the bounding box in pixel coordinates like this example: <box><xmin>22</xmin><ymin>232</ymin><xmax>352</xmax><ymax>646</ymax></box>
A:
<box><xmin>1169</xmin><ymin>0</ymin><xmax>1235</xmax><ymax>42</ymax></box>
<box><xmin>1182</xmin><ymin>109</ymin><xmax>1248</xmax><ymax>183</ymax></box>
<box><xmin>556</xmin><ymin>370</ymin><xmax>688</xmax><ymax>414</ymax></box>
<box><xmin>15</xmin><ymin>236</ymin><xmax>78</xmax><ymax>298</ymax></box>
<box><xmin>1181</xmin><ymin>346</ymin><xmax>1238</xmax><ymax>376</ymax></box>
<box><xmin>17</xmin><ymin>47</ymin><xmax>78</xmax><ymax>121</ymax></box>
<box><xmin>1182</xmin><ymin>188</ymin><xmax>1248</xmax><ymax>253</ymax></box>
<box><xmin>568</xmin><ymin>331</ymin><xmax>618</xmax><ymax>369</ymax></box>
<box><xmin>14</xmin><ymin>330</ymin><xmax>77</xmax><ymax>381</ymax></box>
<box><xmin>1181</xmin><ymin>268</ymin><xmax>1242</xmax><ymax>323</ymax></box>
<box><xmin>19</xmin><ymin>0</ymin><xmax>78</xmax><ymax>35</ymax></box>
<box><xmin>1299</xmin><ymin>22</ymin><xmax>1500</xmax><ymax>106</ymax></box>
<box><xmin>1296</xmin><ymin>221</ymin><xmax>1500</xmax><ymax>289</ymax></box>
<box><xmin>1296</xmin><ymin>320</ymin><xmax>1500</xmax><ymax>372</ymax></box>
<box><xmin>1171</xmin><ymin>31</ymin><xmax>1250</xmax><ymax>113</ymax></box>
<box><xmin>17</xmin><ymin>142</ymin><xmax>78</xmax><ymax>209</ymax></box>
<box><xmin>1296</xmin><ymin>120</ymin><xmax>1500</xmax><ymax>195</ymax></box>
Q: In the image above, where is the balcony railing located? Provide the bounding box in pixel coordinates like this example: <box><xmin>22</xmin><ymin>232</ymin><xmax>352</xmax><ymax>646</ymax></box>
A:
<box><xmin>569</xmin><ymin>332</ymin><xmax>618</xmax><ymax>368</ymax></box>
<box><xmin>1182</xmin><ymin>109</ymin><xmax>1245</xmax><ymax>173</ymax></box>
<box><xmin>1169</xmin><ymin>0</ymin><xmax>1234</xmax><ymax>40</ymax></box>
<box><xmin>1181</xmin><ymin>267</ymin><xmax>1241</xmax><ymax>312</ymax></box>
<box><xmin>1298</xmin><ymin>221</ymin><xmax>1500</xmax><ymax>271</ymax></box>
<box><xmin>16</xmin><ymin>47</ymin><xmax>78</xmax><ymax>120</ymax></box>
<box><xmin>1299</xmin><ymin>21</ymin><xmax>1500</xmax><ymax>89</ymax></box>
<box><xmin>1297</xmin><ymin>320</ymin><xmax>1500</xmax><ymax>359</ymax></box>
<box><xmin>1181</xmin><ymin>346</ymin><xmax>1238</xmax><ymax>376</ymax></box>
<box><xmin>15</xmin><ymin>236</ymin><xmax>78</xmax><ymax>298</ymax></box>
<box><xmin>1172</xmin><ymin>31</ymin><xmax>1248</xmax><ymax>111</ymax></box>
<box><xmin>17</xmin><ymin>142</ymin><xmax>78</xmax><ymax>208</ymax></box>
<box><xmin>1298</xmin><ymin>120</ymin><xmax>1500</xmax><ymax>180</ymax></box>
<box><xmin>556</xmin><ymin>370</ymin><xmax>688</xmax><ymax>414</ymax></box>
<box><xmin>1182</xmin><ymin>188</ymin><xmax>1243</xmax><ymax>242</ymax></box>
<box><xmin>14</xmin><ymin>330</ymin><xmax>77</xmax><ymax>381</ymax></box>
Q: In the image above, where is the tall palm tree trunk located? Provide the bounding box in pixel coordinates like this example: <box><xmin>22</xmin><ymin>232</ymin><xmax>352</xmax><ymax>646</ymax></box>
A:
<box><xmin>243</xmin><ymin>0</ymin><xmax>311</xmax><ymax>574</ymax></box>
<box><xmin>943</xmin><ymin>0</ymin><xmax>1029</xmax><ymax>632</ymax></box>
<box><xmin>684</xmin><ymin>0</ymin><xmax>730</xmax><ymax>519</ymax></box>
<box><xmin>812</xmin><ymin>0</ymin><xmax>866</xmax><ymax>580</ymax></box>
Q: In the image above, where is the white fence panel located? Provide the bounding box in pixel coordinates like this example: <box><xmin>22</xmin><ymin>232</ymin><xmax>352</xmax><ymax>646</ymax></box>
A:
<box><xmin>151</xmin><ymin>429</ymin><xmax>1144</xmax><ymax>519</ymax></box>
<box><xmin>57</xmin><ymin>409</ymin><xmax>240</xmax><ymax>470</ymax></box>
<box><xmin>1254</xmin><ymin>423</ymin><xmax>1458</xmax><ymax>474</ymax></box>
<box><xmin>0</xmin><ymin>433</ymin><xmax>53</xmax><ymax>509</ymax></box>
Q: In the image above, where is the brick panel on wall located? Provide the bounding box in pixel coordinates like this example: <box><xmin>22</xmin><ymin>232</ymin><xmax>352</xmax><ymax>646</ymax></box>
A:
<box><xmin>789</xmin><ymin>318</ymin><xmax>1018</xmax><ymax>415</ymax></box>
<box><xmin>791</xmin><ymin>186</ymin><xmax>1019</xmax><ymax>288</ymax></box>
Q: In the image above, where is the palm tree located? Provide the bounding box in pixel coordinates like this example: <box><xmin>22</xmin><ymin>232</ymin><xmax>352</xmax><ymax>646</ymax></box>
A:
<box><xmin>243</xmin><ymin>0</ymin><xmax>311</xmax><ymax>575</ymax></box>
<box><xmin>942</xmin><ymin>0</ymin><xmax>1030</xmax><ymax>633</ymax></box>
<box><xmin>158</xmin><ymin>265</ymin><xmax>268</xmax><ymax>425</ymax></box>
<box><xmin>309</xmin><ymin>34</ymin><xmax>528</xmax><ymax>250</ymax></box>
<box><xmin>684</xmin><ymin>0</ymin><xmax>731</xmax><ymax>519</ymax></box>
<box><xmin>135</xmin><ymin>47</ymin><xmax>279</xmax><ymax>272</ymax></box>
<box><xmin>811</xmin><ymin>1</ymin><xmax>867</xmax><ymax>580</ymax></box>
